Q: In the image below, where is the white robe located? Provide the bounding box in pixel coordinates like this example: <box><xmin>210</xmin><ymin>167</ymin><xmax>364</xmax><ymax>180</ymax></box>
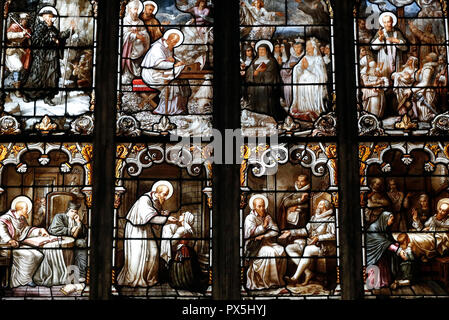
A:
<box><xmin>290</xmin><ymin>54</ymin><xmax>328</xmax><ymax>119</ymax></box>
<box><xmin>0</xmin><ymin>211</ymin><xmax>42</xmax><ymax>287</ymax></box>
<box><xmin>370</xmin><ymin>28</ymin><xmax>407</xmax><ymax>77</ymax></box>
<box><xmin>117</xmin><ymin>192</ymin><xmax>168</xmax><ymax>287</ymax></box>
<box><xmin>412</xmin><ymin>61</ymin><xmax>438</xmax><ymax>121</ymax></box>
<box><xmin>141</xmin><ymin>39</ymin><xmax>189</xmax><ymax>115</ymax></box>
<box><xmin>240</xmin><ymin>1</ymin><xmax>276</xmax><ymax>39</ymax></box>
<box><xmin>122</xmin><ymin>15</ymin><xmax>150</xmax><ymax>83</ymax></box>
<box><xmin>0</xmin><ymin>210</ymin><xmax>67</xmax><ymax>287</ymax></box>
<box><xmin>285</xmin><ymin>208</ymin><xmax>336</xmax><ymax>280</ymax></box>
<box><xmin>160</xmin><ymin>225</ymin><xmax>193</xmax><ymax>263</ymax></box>
<box><xmin>244</xmin><ymin>211</ymin><xmax>286</xmax><ymax>290</ymax></box>
<box><xmin>240</xmin><ymin>1</ymin><xmax>276</xmax><ymax>25</ymax></box>
<box><xmin>391</xmin><ymin>65</ymin><xmax>416</xmax><ymax>108</ymax></box>
<box><xmin>361</xmin><ymin>70</ymin><xmax>389</xmax><ymax>118</ymax></box>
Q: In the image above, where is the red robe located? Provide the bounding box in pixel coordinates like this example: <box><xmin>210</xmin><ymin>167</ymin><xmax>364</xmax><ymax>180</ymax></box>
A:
<box><xmin>7</xmin><ymin>23</ymin><xmax>32</xmax><ymax>70</ymax></box>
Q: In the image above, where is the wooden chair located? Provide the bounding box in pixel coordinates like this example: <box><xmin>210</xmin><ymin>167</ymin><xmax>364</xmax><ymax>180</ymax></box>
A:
<box><xmin>45</xmin><ymin>192</ymin><xmax>78</xmax><ymax>228</ymax></box>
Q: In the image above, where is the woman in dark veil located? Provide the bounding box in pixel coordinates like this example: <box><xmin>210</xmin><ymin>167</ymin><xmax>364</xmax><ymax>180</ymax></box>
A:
<box><xmin>244</xmin><ymin>40</ymin><xmax>287</xmax><ymax>122</ymax></box>
<box><xmin>366</xmin><ymin>211</ymin><xmax>403</xmax><ymax>288</ymax></box>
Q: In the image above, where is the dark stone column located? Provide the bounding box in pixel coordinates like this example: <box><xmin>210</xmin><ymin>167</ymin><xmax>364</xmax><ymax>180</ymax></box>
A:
<box><xmin>333</xmin><ymin>0</ymin><xmax>364</xmax><ymax>300</ymax></box>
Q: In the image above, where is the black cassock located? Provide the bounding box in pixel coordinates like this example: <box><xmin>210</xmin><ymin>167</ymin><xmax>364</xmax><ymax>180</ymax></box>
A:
<box><xmin>22</xmin><ymin>20</ymin><xmax>71</xmax><ymax>101</ymax></box>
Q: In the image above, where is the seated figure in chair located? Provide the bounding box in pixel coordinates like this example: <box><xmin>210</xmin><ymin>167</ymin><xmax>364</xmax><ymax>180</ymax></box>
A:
<box><xmin>0</xmin><ymin>196</ymin><xmax>49</xmax><ymax>287</ymax></box>
<box><xmin>280</xmin><ymin>199</ymin><xmax>336</xmax><ymax>286</ymax></box>
<box><xmin>48</xmin><ymin>201</ymin><xmax>87</xmax><ymax>282</ymax></box>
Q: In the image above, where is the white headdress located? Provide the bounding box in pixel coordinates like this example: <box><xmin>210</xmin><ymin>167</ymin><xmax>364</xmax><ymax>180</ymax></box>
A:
<box><xmin>294</xmin><ymin>37</ymin><xmax>305</xmax><ymax>44</ymax></box>
<box><xmin>163</xmin><ymin>29</ymin><xmax>184</xmax><ymax>47</ymax></box>
<box><xmin>151</xmin><ymin>180</ymin><xmax>174</xmax><ymax>200</ymax></box>
<box><xmin>379</xmin><ymin>12</ymin><xmax>397</xmax><ymax>28</ymax></box>
<box><xmin>38</xmin><ymin>6</ymin><xmax>58</xmax><ymax>22</ymax></box>
<box><xmin>255</xmin><ymin>40</ymin><xmax>273</xmax><ymax>53</ymax></box>
<box><xmin>307</xmin><ymin>37</ymin><xmax>320</xmax><ymax>56</ymax></box>
<box><xmin>182</xmin><ymin>211</ymin><xmax>195</xmax><ymax>235</ymax></box>
<box><xmin>143</xmin><ymin>1</ymin><xmax>158</xmax><ymax>14</ymax></box>
<box><xmin>249</xmin><ymin>194</ymin><xmax>269</xmax><ymax>210</ymax></box>
<box><xmin>11</xmin><ymin>196</ymin><xmax>33</xmax><ymax>216</ymax></box>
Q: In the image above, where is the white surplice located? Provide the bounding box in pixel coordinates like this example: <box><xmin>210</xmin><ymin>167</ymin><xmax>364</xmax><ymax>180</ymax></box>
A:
<box><xmin>370</xmin><ymin>28</ymin><xmax>407</xmax><ymax>77</ymax></box>
<box><xmin>117</xmin><ymin>192</ymin><xmax>168</xmax><ymax>287</ymax></box>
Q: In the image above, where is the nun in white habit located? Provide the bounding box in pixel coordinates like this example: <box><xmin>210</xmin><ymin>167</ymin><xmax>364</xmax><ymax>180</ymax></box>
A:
<box><xmin>290</xmin><ymin>38</ymin><xmax>328</xmax><ymax>122</ymax></box>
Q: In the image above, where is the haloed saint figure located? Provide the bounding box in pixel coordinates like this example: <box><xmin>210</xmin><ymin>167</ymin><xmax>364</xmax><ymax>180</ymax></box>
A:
<box><xmin>21</xmin><ymin>6</ymin><xmax>75</xmax><ymax>106</ymax></box>
<box><xmin>244</xmin><ymin>40</ymin><xmax>287</xmax><ymax>122</ymax></box>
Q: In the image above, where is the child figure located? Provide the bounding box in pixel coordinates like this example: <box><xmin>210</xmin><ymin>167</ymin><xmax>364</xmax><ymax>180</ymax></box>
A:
<box><xmin>391</xmin><ymin>233</ymin><xmax>415</xmax><ymax>289</ymax></box>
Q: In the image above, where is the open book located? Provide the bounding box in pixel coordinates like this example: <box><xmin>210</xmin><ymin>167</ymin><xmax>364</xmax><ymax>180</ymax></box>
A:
<box><xmin>255</xmin><ymin>62</ymin><xmax>267</xmax><ymax>71</ymax></box>
<box><xmin>22</xmin><ymin>236</ymin><xmax>61</xmax><ymax>247</ymax></box>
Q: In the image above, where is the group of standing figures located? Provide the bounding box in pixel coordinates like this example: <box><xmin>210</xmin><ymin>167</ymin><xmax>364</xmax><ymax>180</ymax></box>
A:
<box><xmin>240</xmin><ymin>0</ymin><xmax>333</xmax><ymax>125</ymax></box>
<box><xmin>241</xmin><ymin>36</ymin><xmax>332</xmax><ymax>124</ymax></box>
<box><xmin>5</xmin><ymin>5</ymin><xmax>92</xmax><ymax>106</ymax></box>
<box><xmin>358</xmin><ymin>11</ymin><xmax>448</xmax><ymax>122</ymax></box>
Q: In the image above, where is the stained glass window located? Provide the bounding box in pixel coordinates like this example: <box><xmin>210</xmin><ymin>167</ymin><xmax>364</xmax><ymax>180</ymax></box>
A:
<box><xmin>3</xmin><ymin>0</ymin><xmax>449</xmax><ymax>304</ymax></box>
<box><xmin>116</xmin><ymin>0</ymin><xmax>214</xmax><ymax>137</ymax></box>
<box><xmin>240</xmin><ymin>143</ymin><xmax>341</xmax><ymax>299</ymax></box>
<box><xmin>240</xmin><ymin>0</ymin><xmax>336</xmax><ymax>137</ymax></box>
<box><xmin>355</xmin><ymin>0</ymin><xmax>449</xmax><ymax>299</ymax></box>
<box><xmin>360</xmin><ymin>141</ymin><xmax>449</xmax><ymax>297</ymax></box>
<box><xmin>0</xmin><ymin>142</ymin><xmax>92</xmax><ymax>299</ymax></box>
<box><xmin>0</xmin><ymin>0</ymin><xmax>97</xmax><ymax>136</ymax></box>
<box><xmin>112</xmin><ymin>143</ymin><xmax>212</xmax><ymax>298</ymax></box>
<box><xmin>355</xmin><ymin>0</ymin><xmax>449</xmax><ymax>136</ymax></box>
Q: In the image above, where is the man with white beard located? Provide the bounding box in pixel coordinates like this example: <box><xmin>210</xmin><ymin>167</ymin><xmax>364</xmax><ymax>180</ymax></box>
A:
<box><xmin>117</xmin><ymin>180</ymin><xmax>177</xmax><ymax>287</ymax></box>
<box><xmin>370</xmin><ymin>12</ymin><xmax>407</xmax><ymax>77</ymax></box>
<box><xmin>290</xmin><ymin>37</ymin><xmax>328</xmax><ymax>121</ymax></box>
<box><xmin>0</xmin><ymin>196</ymin><xmax>49</xmax><ymax>287</ymax></box>
<box><xmin>141</xmin><ymin>29</ymin><xmax>191</xmax><ymax>115</ymax></box>
<box><xmin>121</xmin><ymin>0</ymin><xmax>150</xmax><ymax>84</ymax></box>
<box><xmin>280</xmin><ymin>199</ymin><xmax>336</xmax><ymax>286</ymax></box>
